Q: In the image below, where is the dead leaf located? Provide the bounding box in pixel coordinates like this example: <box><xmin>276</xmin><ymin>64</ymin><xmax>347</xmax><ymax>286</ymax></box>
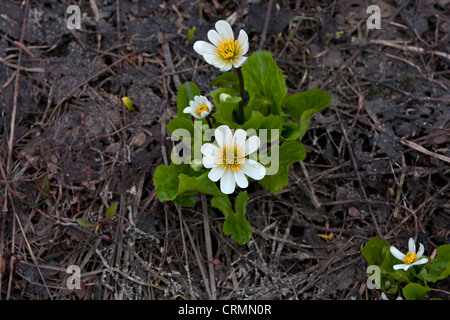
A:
<box><xmin>348</xmin><ymin>206</ymin><xmax>360</xmax><ymax>217</ymax></box>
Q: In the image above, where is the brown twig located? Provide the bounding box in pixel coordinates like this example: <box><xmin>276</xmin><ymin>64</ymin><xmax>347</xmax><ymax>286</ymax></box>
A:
<box><xmin>159</xmin><ymin>33</ymin><xmax>182</xmax><ymax>89</ymax></box>
<box><xmin>201</xmin><ymin>195</ymin><xmax>217</xmax><ymax>300</ymax></box>
<box><xmin>258</xmin><ymin>0</ymin><xmax>275</xmax><ymax>50</ymax></box>
<box><xmin>333</xmin><ymin>105</ymin><xmax>383</xmax><ymax>238</ymax></box>
<box><xmin>2</xmin><ymin>0</ymin><xmax>30</xmax><ymax>301</ymax></box>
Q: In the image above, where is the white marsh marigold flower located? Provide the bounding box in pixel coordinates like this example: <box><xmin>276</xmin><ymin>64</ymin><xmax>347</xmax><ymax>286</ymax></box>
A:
<box><xmin>193</xmin><ymin>20</ymin><xmax>249</xmax><ymax>72</ymax></box>
<box><xmin>390</xmin><ymin>237</ymin><xmax>428</xmax><ymax>271</ymax></box>
<box><xmin>201</xmin><ymin>125</ymin><xmax>266</xmax><ymax>194</ymax></box>
<box><xmin>183</xmin><ymin>95</ymin><xmax>213</xmax><ymax>119</ymax></box>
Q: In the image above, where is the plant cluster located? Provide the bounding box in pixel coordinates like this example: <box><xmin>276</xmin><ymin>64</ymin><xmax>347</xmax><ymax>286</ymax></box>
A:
<box><xmin>153</xmin><ymin>20</ymin><xmax>331</xmax><ymax>244</ymax></box>
<box><xmin>363</xmin><ymin>237</ymin><xmax>450</xmax><ymax>300</ymax></box>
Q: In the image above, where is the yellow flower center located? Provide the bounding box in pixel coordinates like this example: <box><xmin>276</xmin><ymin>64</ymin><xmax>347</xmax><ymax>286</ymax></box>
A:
<box><xmin>216</xmin><ymin>38</ymin><xmax>241</xmax><ymax>63</ymax></box>
<box><xmin>403</xmin><ymin>252</ymin><xmax>418</xmax><ymax>264</ymax></box>
<box><xmin>195</xmin><ymin>104</ymin><xmax>209</xmax><ymax>116</ymax></box>
<box><xmin>217</xmin><ymin>144</ymin><xmax>244</xmax><ymax>173</ymax></box>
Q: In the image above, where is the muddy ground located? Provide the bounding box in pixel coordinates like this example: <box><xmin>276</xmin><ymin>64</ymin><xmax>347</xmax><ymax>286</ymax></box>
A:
<box><xmin>0</xmin><ymin>0</ymin><xmax>449</xmax><ymax>300</ymax></box>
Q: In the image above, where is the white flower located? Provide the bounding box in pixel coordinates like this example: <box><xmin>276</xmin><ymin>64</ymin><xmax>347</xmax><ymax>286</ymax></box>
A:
<box><xmin>390</xmin><ymin>238</ymin><xmax>428</xmax><ymax>271</ymax></box>
<box><xmin>183</xmin><ymin>95</ymin><xmax>213</xmax><ymax>119</ymax></box>
<box><xmin>193</xmin><ymin>20</ymin><xmax>249</xmax><ymax>72</ymax></box>
<box><xmin>201</xmin><ymin>125</ymin><xmax>266</xmax><ymax>194</ymax></box>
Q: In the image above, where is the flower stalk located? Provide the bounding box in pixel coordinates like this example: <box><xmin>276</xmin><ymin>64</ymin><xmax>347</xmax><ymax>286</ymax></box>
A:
<box><xmin>236</xmin><ymin>67</ymin><xmax>245</xmax><ymax>124</ymax></box>
<box><xmin>205</xmin><ymin>114</ymin><xmax>213</xmax><ymax>129</ymax></box>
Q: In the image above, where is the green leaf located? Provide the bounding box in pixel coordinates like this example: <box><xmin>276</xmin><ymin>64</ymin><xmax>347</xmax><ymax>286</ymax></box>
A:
<box><xmin>178</xmin><ymin>173</ymin><xmax>221</xmax><ymax>197</ymax></box>
<box><xmin>211</xmin><ymin>193</ymin><xmax>234</xmax><ymax>218</ymax></box>
<box><xmin>167</xmin><ymin>116</ymin><xmax>195</xmax><ymax>140</ymax></box>
<box><xmin>242</xmin><ymin>51</ymin><xmax>287</xmax><ymax>117</ymax></box>
<box><xmin>177</xmin><ymin>82</ymin><xmax>201</xmax><ymax>118</ymax></box>
<box><xmin>153</xmin><ymin>162</ymin><xmax>199</xmax><ymax>203</ymax></box>
<box><xmin>222</xmin><ymin>191</ymin><xmax>252</xmax><ymax>245</ymax></box>
<box><xmin>105</xmin><ymin>202</ymin><xmax>118</xmax><ymax>220</ymax></box>
<box><xmin>44</xmin><ymin>175</ymin><xmax>51</xmax><ymax>191</ymax></box>
<box><xmin>210</xmin><ymin>87</ymin><xmax>241</xmax><ymax>128</ymax></box>
<box><xmin>419</xmin><ymin>245</ymin><xmax>450</xmax><ymax>283</ymax></box>
<box><xmin>241</xmin><ymin>111</ymin><xmax>264</xmax><ymax>131</ymax></box>
<box><xmin>187</xmin><ymin>26</ymin><xmax>196</xmax><ymax>42</ymax></box>
<box><xmin>362</xmin><ymin>237</ymin><xmax>390</xmax><ymax>266</ymax></box>
<box><xmin>76</xmin><ymin>218</ymin><xmax>96</xmax><ymax>228</ymax></box>
<box><xmin>282</xmin><ymin>88</ymin><xmax>332</xmax><ymax>140</ymax></box>
<box><xmin>173</xmin><ymin>195</ymin><xmax>197</xmax><ymax>207</ymax></box>
<box><xmin>402</xmin><ymin>283</ymin><xmax>429</xmax><ymax>300</ymax></box>
<box><xmin>211</xmin><ymin>72</ymin><xmax>239</xmax><ymax>93</ymax></box>
<box><xmin>258</xmin><ymin>114</ymin><xmax>284</xmax><ymax>143</ymax></box>
<box><xmin>281</xmin><ymin>122</ymin><xmax>301</xmax><ymax>140</ymax></box>
<box><xmin>258</xmin><ymin>140</ymin><xmax>306</xmax><ymax>193</ymax></box>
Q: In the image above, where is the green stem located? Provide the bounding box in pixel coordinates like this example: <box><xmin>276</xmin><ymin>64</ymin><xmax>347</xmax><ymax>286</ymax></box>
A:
<box><xmin>236</xmin><ymin>67</ymin><xmax>245</xmax><ymax>124</ymax></box>
<box><xmin>205</xmin><ymin>115</ymin><xmax>213</xmax><ymax>129</ymax></box>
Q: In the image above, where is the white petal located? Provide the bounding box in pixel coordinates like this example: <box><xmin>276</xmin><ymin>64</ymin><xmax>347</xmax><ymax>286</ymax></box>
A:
<box><xmin>236</xmin><ymin>30</ymin><xmax>249</xmax><ymax>55</ymax></box>
<box><xmin>199</xmin><ymin>96</ymin><xmax>208</xmax><ymax>104</ymax></box>
<box><xmin>233</xmin><ymin>129</ymin><xmax>247</xmax><ymax>148</ymax></box>
<box><xmin>208</xmin><ymin>166</ymin><xmax>225</xmax><ymax>182</ymax></box>
<box><xmin>193</xmin><ymin>41</ymin><xmax>217</xmax><ymax>56</ymax></box>
<box><xmin>201</xmin><ymin>143</ymin><xmax>218</xmax><ymax>157</ymax></box>
<box><xmin>211</xmin><ymin>59</ymin><xmax>227</xmax><ymax>71</ymax></box>
<box><xmin>194</xmin><ymin>96</ymin><xmax>202</xmax><ymax>104</ymax></box>
<box><xmin>206</xmin><ymin>101</ymin><xmax>214</xmax><ymax>112</ymax></box>
<box><xmin>244</xmin><ymin>135</ymin><xmax>261</xmax><ymax>155</ymax></box>
<box><xmin>200</xmin><ymin>111</ymin><xmax>209</xmax><ymax>118</ymax></box>
<box><xmin>408</xmin><ymin>238</ymin><xmax>416</xmax><ymax>254</ymax></box>
<box><xmin>220</xmin><ymin>170</ymin><xmax>236</xmax><ymax>194</ymax></box>
<box><xmin>207</xmin><ymin>29</ymin><xmax>222</xmax><ymax>47</ymax></box>
<box><xmin>390</xmin><ymin>246</ymin><xmax>406</xmax><ymax>261</ymax></box>
<box><xmin>234</xmin><ymin>170</ymin><xmax>249</xmax><ymax>189</ymax></box>
<box><xmin>417</xmin><ymin>243</ymin><xmax>425</xmax><ymax>259</ymax></box>
<box><xmin>215</xmin><ymin>125</ymin><xmax>233</xmax><ymax>147</ymax></box>
<box><xmin>189</xmin><ymin>100</ymin><xmax>198</xmax><ymax>108</ymax></box>
<box><xmin>233</xmin><ymin>56</ymin><xmax>247</xmax><ymax>69</ymax></box>
<box><xmin>413</xmin><ymin>258</ymin><xmax>428</xmax><ymax>266</ymax></box>
<box><xmin>215</xmin><ymin>20</ymin><xmax>234</xmax><ymax>41</ymax></box>
<box><xmin>202</xmin><ymin>155</ymin><xmax>217</xmax><ymax>168</ymax></box>
<box><xmin>191</xmin><ymin>112</ymin><xmax>202</xmax><ymax>119</ymax></box>
<box><xmin>183</xmin><ymin>106</ymin><xmax>194</xmax><ymax>114</ymax></box>
<box><xmin>203</xmin><ymin>53</ymin><xmax>220</xmax><ymax>65</ymax></box>
<box><xmin>242</xmin><ymin>159</ymin><xmax>266</xmax><ymax>180</ymax></box>
<box><xmin>219</xmin><ymin>62</ymin><xmax>232</xmax><ymax>72</ymax></box>
<box><xmin>393</xmin><ymin>264</ymin><xmax>412</xmax><ymax>271</ymax></box>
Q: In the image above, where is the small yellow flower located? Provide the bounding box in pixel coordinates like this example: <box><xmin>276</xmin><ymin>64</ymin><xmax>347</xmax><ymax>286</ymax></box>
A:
<box><xmin>183</xmin><ymin>95</ymin><xmax>213</xmax><ymax>119</ymax></box>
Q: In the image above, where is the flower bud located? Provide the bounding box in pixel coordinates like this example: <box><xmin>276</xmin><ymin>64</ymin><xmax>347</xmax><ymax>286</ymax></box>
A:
<box><xmin>219</xmin><ymin>93</ymin><xmax>232</xmax><ymax>102</ymax></box>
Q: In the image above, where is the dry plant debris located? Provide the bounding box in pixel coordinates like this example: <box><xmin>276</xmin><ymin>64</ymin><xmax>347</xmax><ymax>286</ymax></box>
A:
<box><xmin>0</xmin><ymin>0</ymin><xmax>448</xmax><ymax>300</ymax></box>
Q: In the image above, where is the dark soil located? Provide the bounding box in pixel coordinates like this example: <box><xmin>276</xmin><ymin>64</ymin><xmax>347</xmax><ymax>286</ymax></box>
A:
<box><xmin>0</xmin><ymin>0</ymin><xmax>449</xmax><ymax>300</ymax></box>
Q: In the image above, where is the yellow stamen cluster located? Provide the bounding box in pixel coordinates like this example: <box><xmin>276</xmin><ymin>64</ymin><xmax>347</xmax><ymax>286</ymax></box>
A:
<box><xmin>217</xmin><ymin>144</ymin><xmax>244</xmax><ymax>173</ymax></box>
<box><xmin>216</xmin><ymin>38</ymin><xmax>242</xmax><ymax>64</ymax></box>
<box><xmin>403</xmin><ymin>252</ymin><xmax>418</xmax><ymax>264</ymax></box>
<box><xmin>195</xmin><ymin>104</ymin><xmax>209</xmax><ymax>116</ymax></box>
